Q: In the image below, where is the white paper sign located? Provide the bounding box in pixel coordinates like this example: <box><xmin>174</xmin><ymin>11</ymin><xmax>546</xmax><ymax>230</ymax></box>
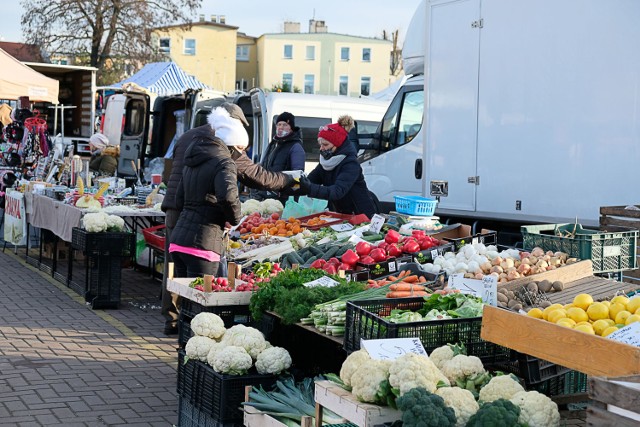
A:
<box><xmin>368</xmin><ymin>214</ymin><xmax>386</xmax><ymax>234</ymax></box>
<box><xmin>330</xmin><ymin>223</ymin><xmax>354</xmax><ymax>232</ymax></box>
<box><xmin>360</xmin><ymin>338</ymin><xmax>428</xmax><ymax>360</ymax></box>
<box><xmin>4</xmin><ymin>191</ymin><xmax>27</xmax><ymax>246</ymax></box>
<box><xmin>448</xmin><ymin>274</ymin><xmax>497</xmax><ymax>306</ymax></box>
<box><xmin>606</xmin><ymin>322</ymin><xmax>640</xmax><ymax>348</ymax></box>
<box><xmin>303</xmin><ymin>276</ymin><xmax>340</xmax><ymax>288</ymax></box>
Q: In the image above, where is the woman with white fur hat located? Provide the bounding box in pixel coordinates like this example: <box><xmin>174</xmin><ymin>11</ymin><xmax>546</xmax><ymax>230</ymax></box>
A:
<box><xmin>88</xmin><ymin>133</ymin><xmax>119</xmax><ymax>175</ymax></box>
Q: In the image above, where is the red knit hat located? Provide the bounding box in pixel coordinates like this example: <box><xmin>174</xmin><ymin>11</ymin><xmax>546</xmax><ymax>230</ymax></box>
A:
<box><xmin>318</xmin><ymin>123</ymin><xmax>348</xmax><ymax>147</ymax></box>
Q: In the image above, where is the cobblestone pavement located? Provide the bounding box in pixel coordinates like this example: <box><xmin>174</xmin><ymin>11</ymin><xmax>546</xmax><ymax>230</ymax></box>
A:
<box><xmin>0</xmin><ymin>248</ymin><xmax>180</xmax><ymax>426</ymax></box>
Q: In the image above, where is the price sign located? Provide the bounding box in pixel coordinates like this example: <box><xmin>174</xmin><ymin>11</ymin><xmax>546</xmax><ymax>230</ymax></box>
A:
<box><xmin>360</xmin><ymin>338</ymin><xmax>428</xmax><ymax>361</ymax></box>
<box><xmin>448</xmin><ymin>274</ymin><xmax>497</xmax><ymax>306</ymax></box>
<box><xmin>606</xmin><ymin>322</ymin><xmax>640</xmax><ymax>348</ymax></box>
<box><xmin>303</xmin><ymin>276</ymin><xmax>340</xmax><ymax>288</ymax></box>
<box><xmin>369</xmin><ymin>214</ymin><xmax>386</xmax><ymax>234</ymax></box>
<box><xmin>330</xmin><ymin>223</ymin><xmax>354</xmax><ymax>232</ymax></box>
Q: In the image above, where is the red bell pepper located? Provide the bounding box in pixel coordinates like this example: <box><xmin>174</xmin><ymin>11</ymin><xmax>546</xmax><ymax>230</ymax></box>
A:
<box><xmin>384</xmin><ymin>230</ymin><xmax>401</xmax><ymax>244</ymax></box>
<box><xmin>369</xmin><ymin>248</ymin><xmax>387</xmax><ymax>262</ymax></box>
<box><xmin>355</xmin><ymin>241</ymin><xmax>373</xmax><ymax>256</ymax></box>
<box><xmin>341</xmin><ymin>249</ymin><xmax>360</xmax><ymax>266</ymax></box>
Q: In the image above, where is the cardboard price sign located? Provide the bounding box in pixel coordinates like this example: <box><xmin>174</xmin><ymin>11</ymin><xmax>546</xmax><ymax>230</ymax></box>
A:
<box><xmin>360</xmin><ymin>338</ymin><xmax>428</xmax><ymax>360</ymax></box>
<box><xmin>303</xmin><ymin>276</ymin><xmax>340</xmax><ymax>288</ymax></box>
<box><xmin>368</xmin><ymin>214</ymin><xmax>386</xmax><ymax>234</ymax></box>
<box><xmin>448</xmin><ymin>274</ymin><xmax>497</xmax><ymax>306</ymax></box>
<box><xmin>606</xmin><ymin>322</ymin><xmax>640</xmax><ymax>348</ymax></box>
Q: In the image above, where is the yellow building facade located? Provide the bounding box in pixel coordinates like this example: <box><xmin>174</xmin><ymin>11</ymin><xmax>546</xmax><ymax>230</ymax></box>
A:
<box><xmin>153</xmin><ymin>20</ymin><xmax>239</xmax><ymax>93</ymax></box>
<box><xmin>235</xmin><ymin>33</ymin><xmax>258</xmax><ymax>93</ymax></box>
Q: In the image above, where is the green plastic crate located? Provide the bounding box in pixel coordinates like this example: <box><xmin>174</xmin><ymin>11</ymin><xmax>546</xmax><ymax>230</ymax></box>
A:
<box><xmin>521</xmin><ymin>224</ymin><xmax>638</xmax><ymax>273</ymax></box>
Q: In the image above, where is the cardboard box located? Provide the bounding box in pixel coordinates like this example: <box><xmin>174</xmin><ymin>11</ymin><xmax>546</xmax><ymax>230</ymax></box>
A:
<box><xmin>430</xmin><ymin>223</ymin><xmax>497</xmax><ymax>250</ymax></box>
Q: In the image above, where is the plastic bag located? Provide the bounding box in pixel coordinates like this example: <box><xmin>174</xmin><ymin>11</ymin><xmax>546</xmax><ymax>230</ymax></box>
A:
<box><xmin>143</xmin><ymin>157</ymin><xmax>165</xmax><ymax>183</ymax></box>
<box><xmin>282</xmin><ymin>195</ymin><xmax>328</xmax><ymax>219</ymax></box>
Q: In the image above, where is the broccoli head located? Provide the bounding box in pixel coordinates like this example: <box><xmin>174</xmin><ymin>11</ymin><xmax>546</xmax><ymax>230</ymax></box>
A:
<box><xmin>396</xmin><ymin>387</ymin><xmax>457</xmax><ymax>427</ymax></box>
<box><xmin>466</xmin><ymin>398</ymin><xmax>521</xmax><ymax>427</ymax></box>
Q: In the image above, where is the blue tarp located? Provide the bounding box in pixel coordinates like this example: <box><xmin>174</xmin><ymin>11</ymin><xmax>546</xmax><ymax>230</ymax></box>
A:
<box><xmin>113</xmin><ymin>62</ymin><xmax>210</xmax><ymax>96</ymax></box>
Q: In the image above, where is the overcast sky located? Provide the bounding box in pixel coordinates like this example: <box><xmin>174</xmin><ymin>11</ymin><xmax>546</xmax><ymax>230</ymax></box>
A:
<box><xmin>1</xmin><ymin>0</ymin><xmax>422</xmax><ymax>43</ymax></box>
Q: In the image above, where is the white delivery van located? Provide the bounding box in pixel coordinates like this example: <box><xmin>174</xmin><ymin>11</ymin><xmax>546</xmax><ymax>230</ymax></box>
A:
<box><xmin>360</xmin><ymin>0</ymin><xmax>640</xmax><ymax>226</ymax></box>
<box><xmin>246</xmin><ymin>89</ymin><xmax>390</xmax><ymax>173</ymax></box>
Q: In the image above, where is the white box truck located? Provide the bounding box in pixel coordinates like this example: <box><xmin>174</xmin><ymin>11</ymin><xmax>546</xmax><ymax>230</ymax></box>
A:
<box><xmin>360</xmin><ymin>0</ymin><xmax>640</xmax><ymax>226</ymax></box>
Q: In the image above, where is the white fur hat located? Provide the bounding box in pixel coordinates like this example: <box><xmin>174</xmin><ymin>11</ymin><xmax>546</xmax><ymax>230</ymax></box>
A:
<box><xmin>207</xmin><ymin>106</ymin><xmax>249</xmax><ymax>147</ymax></box>
<box><xmin>89</xmin><ymin>133</ymin><xmax>109</xmax><ymax>150</ymax></box>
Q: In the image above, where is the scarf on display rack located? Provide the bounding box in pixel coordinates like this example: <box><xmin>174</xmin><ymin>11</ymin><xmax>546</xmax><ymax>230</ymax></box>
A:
<box><xmin>319</xmin><ymin>153</ymin><xmax>346</xmax><ymax>171</ymax></box>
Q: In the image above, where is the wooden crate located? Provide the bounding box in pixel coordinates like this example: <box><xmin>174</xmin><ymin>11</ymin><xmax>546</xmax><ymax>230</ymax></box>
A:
<box><xmin>167</xmin><ymin>277</ymin><xmax>252</xmax><ymax>306</ymax></box>
<box><xmin>600</xmin><ymin>206</ymin><xmax>640</xmax><ymax>230</ymax></box>
<box><xmin>481</xmin><ymin>305</ymin><xmax>640</xmax><ymax>377</ymax></box>
<box><xmin>498</xmin><ymin>260</ymin><xmax>594</xmax><ymax>292</ymax></box>
<box><xmin>244</xmin><ymin>405</ymin><xmax>312</xmax><ymax>427</ymax></box>
<box><xmin>314</xmin><ymin>381</ymin><xmax>401</xmax><ymax>427</ymax></box>
<box><xmin>587</xmin><ymin>375</ymin><xmax>640</xmax><ymax>426</ymax></box>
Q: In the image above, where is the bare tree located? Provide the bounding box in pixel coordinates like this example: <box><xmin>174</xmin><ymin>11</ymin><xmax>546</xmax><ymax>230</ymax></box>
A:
<box><xmin>20</xmin><ymin>0</ymin><xmax>201</xmax><ymax>78</ymax></box>
<box><xmin>383</xmin><ymin>29</ymin><xmax>402</xmax><ymax>76</ymax></box>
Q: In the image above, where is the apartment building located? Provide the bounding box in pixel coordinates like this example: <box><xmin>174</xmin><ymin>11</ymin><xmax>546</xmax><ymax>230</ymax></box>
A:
<box><xmin>153</xmin><ymin>15</ymin><xmax>238</xmax><ymax>93</ymax></box>
<box><xmin>256</xmin><ymin>21</ymin><xmax>393</xmax><ymax>97</ymax></box>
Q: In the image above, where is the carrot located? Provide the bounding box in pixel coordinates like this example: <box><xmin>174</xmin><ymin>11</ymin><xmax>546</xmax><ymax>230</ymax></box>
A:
<box><xmin>402</xmin><ymin>275</ymin><xmax>419</xmax><ymax>283</ymax></box>
<box><xmin>386</xmin><ymin>290</ymin><xmax>429</xmax><ymax>298</ymax></box>
<box><xmin>389</xmin><ymin>283</ymin><xmax>426</xmax><ymax>292</ymax></box>
<box><xmin>418</xmin><ymin>276</ymin><xmax>427</xmax><ymax>283</ymax></box>
<box><xmin>386</xmin><ymin>276</ymin><xmax>398</xmax><ymax>281</ymax></box>
<box><xmin>398</xmin><ymin>270</ymin><xmax>409</xmax><ymax>278</ymax></box>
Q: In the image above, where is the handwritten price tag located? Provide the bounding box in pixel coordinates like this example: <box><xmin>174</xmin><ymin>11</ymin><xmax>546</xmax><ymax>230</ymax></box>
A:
<box><xmin>606</xmin><ymin>322</ymin><xmax>640</xmax><ymax>347</ymax></box>
<box><xmin>448</xmin><ymin>274</ymin><xmax>497</xmax><ymax>306</ymax></box>
<box><xmin>361</xmin><ymin>338</ymin><xmax>428</xmax><ymax>360</ymax></box>
<box><xmin>330</xmin><ymin>223</ymin><xmax>354</xmax><ymax>232</ymax></box>
<box><xmin>369</xmin><ymin>214</ymin><xmax>386</xmax><ymax>234</ymax></box>
<box><xmin>303</xmin><ymin>276</ymin><xmax>340</xmax><ymax>288</ymax></box>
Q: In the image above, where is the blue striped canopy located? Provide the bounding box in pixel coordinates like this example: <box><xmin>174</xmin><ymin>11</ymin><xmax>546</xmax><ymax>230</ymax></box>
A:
<box><xmin>113</xmin><ymin>62</ymin><xmax>210</xmax><ymax>96</ymax></box>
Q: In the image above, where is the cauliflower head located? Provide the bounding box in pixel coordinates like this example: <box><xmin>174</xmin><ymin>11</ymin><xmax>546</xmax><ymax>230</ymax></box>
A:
<box><xmin>241</xmin><ymin>199</ymin><xmax>261</xmax><ymax>216</ymax></box>
<box><xmin>255</xmin><ymin>346</ymin><xmax>292</xmax><ymax>375</ymax></box>
<box><xmin>350</xmin><ymin>359</ymin><xmax>392</xmax><ymax>404</ymax></box>
<box><xmin>510</xmin><ymin>390</ymin><xmax>560</xmax><ymax>427</ymax></box>
<box><xmin>190</xmin><ymin>312</ymin><xmax>226</xmax><ymax>340</ymax></box>
<box><xmin>339</xmin><ymin>349</ymin><xmax>371</xmax><ymax>386</ymax></box>
<box><xmin>435</xmin><ymin>387</ymin><xmax>479</xmax><ymax>427</ymax></box>
<box><xmin>206</xmin><ymin>341</ymin><xmax>227</xmax><ymax>366</ymax></box>
<box><xmin>440</xmin><ymin>354</ymin><xmax>485</xmax><ymax>384</ymax></box>
<box><xmin>261</xmin><ymin>199</ymin><xmax>283</xmax><ymax>214</ymax></box>
<box><xmin>388</xmin><ymin>353</ymin><xmax>450</xmax><ymax>396</ymax></box>
<box><xmin>211</xmin><ymin>345</ymin><xmax>253</xmax><ymax>375</ymax></box>
<box><xmin>105</xmin><ymin>214</ymin><xmax>125</xmax><ymax>231</ymax></box>
<box><xmin>429</xmin><ymin>345</ymin><xmax>455</xmax><ymax>370</ymax></box>
<box><xmin>82</xmin><ymin>212</ymin><xmax>109</xmax><ymax>232</ymax></box>
<box><xmin>221</xmin><ymin>324</ymin><xmax>268</xmax><ymax>359</ymax></box>
<box><xmin>185</xmin><ymin>336</ymin><xmax>217</xmax><ymax>362</ymax></box>
<box><xmin>478</xmin><ymin>374</ymin><xmax>525</xmax><ymax>403</ymax></box>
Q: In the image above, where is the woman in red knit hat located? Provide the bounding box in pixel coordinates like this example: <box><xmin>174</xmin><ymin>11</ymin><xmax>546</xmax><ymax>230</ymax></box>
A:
<box><xmin>297</xmin><ymin>115</ymin><xmax>377</xmax><ymax>218</ymax></box>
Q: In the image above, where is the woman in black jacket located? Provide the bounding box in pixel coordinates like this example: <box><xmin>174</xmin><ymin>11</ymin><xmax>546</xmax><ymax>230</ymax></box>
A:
<box><xmin>298</xmin><ymin>115</ymin><xmax>377</xmax><ymax>218</ymax></box>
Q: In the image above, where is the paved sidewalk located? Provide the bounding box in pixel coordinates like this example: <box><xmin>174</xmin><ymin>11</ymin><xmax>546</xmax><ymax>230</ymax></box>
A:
<box><xmin>0</xmin><ymin>249</ymin><xmax>180</xmax><ymax>426</ymax></box>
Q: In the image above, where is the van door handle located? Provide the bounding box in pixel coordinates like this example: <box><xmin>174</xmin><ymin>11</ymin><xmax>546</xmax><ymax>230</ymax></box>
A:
<box><xmin>415</xmin><ymin>159</ymin><xmax>422</xmax><ymax>179</ymax></box>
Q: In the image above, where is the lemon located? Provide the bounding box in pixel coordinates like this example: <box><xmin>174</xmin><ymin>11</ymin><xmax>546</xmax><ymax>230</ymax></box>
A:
<box><xmin>626</xmin><ymin>297</ymin><xmax>640</xmax><ymax>314</ymax></box>
<box><xmin>602</xmin><ymin>326</ymin><xmax>619</xmax><ymax>337</ymax></box>
<box><xmin>625</xmin><ymin>314</ymin><xmax>640</xmax><ymax>325</ymax></box>
<box><xmin>527</xmin><ymin>308</ymin><xmax>544</xmax><ymax>319</ymax></box>
<box><xmin>611</xmin><ymin>295</ymin><xmax>630</xmax><ymax>308</ymax></box>
<box><xmin>600</xmin><ymin>300</ymin><xmax>611</xmax><ymax>308</ymax></box>
<box><xmin>573</xmin><ymin>294</ymin><xmax>594</xmax><ymax>310</ymax></box>
<box><xmin>592</xmin><ymin>319</ymin><xmax>614</xmax><ymax>336</ymax></box>
<box><xmin>556</xmin><ymin>318</ymin><xmax>576</xmax><ymax>328</ymax></box>
<box><xmin>566</xmin><ymin>307</ymin><xmax>589</xmax><ymax>323</ymax></box>
<box><xmin>608</xmin><ymin>303</ymin><xmax>627</xmax><ymax>321</ymax></box>
<box><xmin>587</xmin><ymin>302</ymin><xmax>609</xmax><ymax>321</ymax></box>
<box><xmin>563</xmin><ymin>303</ymin><xmax>575</xmax><ymax>310</ymax></box>
<box><xmin>635</xmin><ymin>307</ymin><xmax>640</xmax><ymax>315</ymax></box>
<box><xmin>548</xmin><ymin>309</ymin><xmax>568</xmax><ymax>324</ymax></box>
<box><xmin>615</xmin><ymin>310</ymin><xmax>632</xmax><ymax>324</ymax></box>
<box><xmin>543</xmin><ymin>304</ymin><xmax>564</xmax><ymax>321</ymax></box>
<box><xmin>575</xmin><ymin>321</ymin><xmax>591</xmax><ymax>327</ymax></box>
<box><xmin>573</xmin><ymin>323</ymin><xmax>595</xmax><ymax>334</ymax></box>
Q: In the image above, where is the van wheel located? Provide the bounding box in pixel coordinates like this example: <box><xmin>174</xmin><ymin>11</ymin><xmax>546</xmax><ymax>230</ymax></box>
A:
<box><xmin>369</xmin><ymin>191</ymin><xmax>382</xmax><ymax>214</ymax></box>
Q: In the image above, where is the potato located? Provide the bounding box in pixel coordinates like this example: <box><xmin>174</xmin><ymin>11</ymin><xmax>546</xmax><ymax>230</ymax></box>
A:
<box><xmin>508</xmin><ymin>299</ymin><xmax>521</xmax><ymax>309</ymax></box>
<box><xmin>526</xmin><ymin>282</ymin><xmax>539</xmax><ymax>293</ymax></box>
<box><xmin>510</xmin><ymin>303</ymin><xmax>523</xmax><ymax>312</ymax></box>
<box><xmin>537</xmin><ymin>280</ymin><xmax>553</xmax><ymax>293</ymax></box>
<box><xmin>507</xmin><ymin>291</ymin><xmax>516</xmax><ymax>300</ymax></box>
<box><xmin>497</xmin><ymin>293</ymin><xmax>509</xmax><ymax>303</ymax></box>
<box><xmin>498</xmin><ymin>287</ymin><xmax>509</xmax><ymax>295</ymax></box>
<box><xmin>552</xmin><ymin>281</ymin><xmax>564</xmax><ymax>291</ymax></box>
<box><xmin>539</xmin><ymin>300</ymin><xmax>552</xmax><ymax>308</ymax></box>
<box><xmin>498</xmin><ymin>300</ymin><xmax>507</xmax><ymax>308</ymax></box>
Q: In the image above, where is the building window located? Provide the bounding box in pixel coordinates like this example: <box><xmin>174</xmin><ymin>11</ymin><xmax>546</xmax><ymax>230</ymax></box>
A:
<box><xmin>159</xmin><ymin>38</ymin><xmax>171</xmax><ymax>54</ymax></box>
<box><xmin>362</xmin><ymin>48</ymin><xmax>371</xmax><ymax>62</ymax></box>
<box><xmin>341</xmin><ymin>47</ymin><xmax>350</xmax><ymax>61</ymax></box>
<box><xmin>284</xmin><ymin>44</ymin><xmax>293</xmax><ymax>59</ymax></box>
<box><xmin>306</xmin><ymin>46</ymin><xmax>315</xmax><ymax>60</ymax></box>
<box><xmin>282</xmin><ymin>73</ymin><xmax>293</xmax><ymax>92</ymax></box>
<box><xmin>360</xmin><ymin>77</ymin><xmax>371</xmax><ymax>96</ymax></box>
<box><xmin>184</xmin><ymin>39</ymin><xmax>196</xmax><ymax>55</ymax></box>
<box><xmin>304</xmin><ymin>74</ymin><xmax>315</xmax><ymax>94</ymax></box>
<box><xmin>339</xmin><ymin>76</ymin><xmax>348</xmax><ymax>96</ymax></box>
<box><xmin>236</xmin><ymin>45</ymin><xmax>250</xmax><ymax>61</ymax></box>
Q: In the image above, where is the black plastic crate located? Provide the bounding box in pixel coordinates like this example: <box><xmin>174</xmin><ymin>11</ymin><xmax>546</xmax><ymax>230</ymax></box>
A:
<box><xmin>528</xmin><ymin>370</ymin><xmax>589</xmax><ymax>397</ymax></box>
<box><xmin>178</xmin><ymin>397</ymin><xmax>236</xmax><ymax>427</ymax></box>
<box><xmin>411</xmin><ymin>242</ymin><xmax>456</xmax><ymax>264</ymax></box>
<box><xmin>71</xmin><ymin>227</ymin><xmax>134</xmax><ymax>257</ymax></box>
<box><xmin>344</xmin><ymin>297</ymin><xmax>510</xmax><ymax>364</ymax></box>
<box><xmin>178</xmin><ymin>299</ymin><xmax>253</xmax><ymax>349</ymax></box>
<box><xmin>490</xmin><ymin>350</ymin><xmax>571</xmax><ymax>385</ymax></box>
<box><xmin>69</xmin><ymin>255</ymin><xmax>122</xmax><ymax>309</ymax></box>
<box><xmin>177</xmin><ymin>350</ymin><xmax>277</xmax><ymax>424</ymax></box>
<box><xmin>445</xmin><ymin>230</ymin><xmax>498</xmax><ymax>251</ymax></box>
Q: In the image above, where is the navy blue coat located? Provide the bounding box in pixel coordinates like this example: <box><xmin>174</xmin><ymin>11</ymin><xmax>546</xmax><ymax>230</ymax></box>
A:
<box><xmin>306</xmin><ymin>141</ymin><xmax>376</xmax><ymax>218</ymax></box>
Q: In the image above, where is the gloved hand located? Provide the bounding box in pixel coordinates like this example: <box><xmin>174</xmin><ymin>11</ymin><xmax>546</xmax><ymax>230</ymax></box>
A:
<box><xmin>298</xmin><ymin>175</ymin><xmax>312</xmax><ymax>194</ymax></box>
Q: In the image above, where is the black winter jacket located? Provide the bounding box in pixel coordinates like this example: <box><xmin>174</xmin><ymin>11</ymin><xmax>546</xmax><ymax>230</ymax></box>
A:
<box><xmin>306</xmin><ymin>141</ymin><xmax>376</xmax><ymax>218</ymax></box>
<box><xmin>261</xmin><ymin>128</ymin><xmax>306</xmax><ymax>172</ymax></box>
<box><xmin>170</xmin><ymin>130</ymin><xmax>242</xmax><ymax>255</ymax></box>
<box><xmin>161</xmin><ymin>126</ymin><xmax>197</xmax><ymax>227</ymax></box>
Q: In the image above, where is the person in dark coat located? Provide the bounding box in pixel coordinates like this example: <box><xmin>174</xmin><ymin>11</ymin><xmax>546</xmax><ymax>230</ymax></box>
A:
<box><xmin>298</xmin><ymin>115</ymin><xmax>377</xmax><ymax>218</ymax></box>
<box><xmin>160</xmin><ymin>103</ymin><xmax>294</xmax><ymax>334</ymax></box>
<box><xmin>168</xmin><ymin>106</ymin><xmax>244</xmax><ymax>278</ymax></box>
<box><xmin>253</xmin><ymin>112</ymin><xmax>305</xmax><ymax>203</ymax></box>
